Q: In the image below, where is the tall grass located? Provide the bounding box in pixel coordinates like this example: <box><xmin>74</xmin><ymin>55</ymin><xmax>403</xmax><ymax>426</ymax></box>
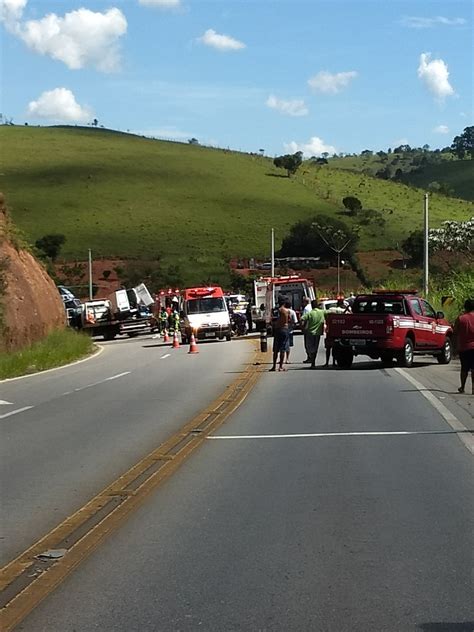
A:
<box><xmin>0</xmin><ymin>329</ymin><xmax>95</xmax><ymax>379</ymax></box>
<box><xmin>372</xmin><ymin>269</ymin><xmax>474</xmax><ymax>323</ymax></box>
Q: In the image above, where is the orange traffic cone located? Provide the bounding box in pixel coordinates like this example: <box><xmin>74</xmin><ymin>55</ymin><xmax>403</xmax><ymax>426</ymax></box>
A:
<box><xmin>163</xmin><ymin>329</ymin><xmax>169</xmax><ymax>343</ymax></box>
<box><xmin>188</xmin><ymin>331</ymin><xmax>199</xmax><ymax>354</ymax></box>
<box><xmin>172</xmin><ymin>330</ymin><xmax>180</xmax><ymax>349</ymax></box>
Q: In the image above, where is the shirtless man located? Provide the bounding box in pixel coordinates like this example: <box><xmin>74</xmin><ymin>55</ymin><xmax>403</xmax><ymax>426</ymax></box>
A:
<box><xmin>270</xmin><ymin>296</ymin><xmax>290</xmax><ymax>372</ymax></box>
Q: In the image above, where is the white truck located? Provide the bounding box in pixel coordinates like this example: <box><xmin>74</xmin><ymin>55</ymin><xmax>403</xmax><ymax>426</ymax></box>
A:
<box><xmin>252</xmin><ymin>276</ymin><xmax>316</xmax><ymax>331</ymax></box>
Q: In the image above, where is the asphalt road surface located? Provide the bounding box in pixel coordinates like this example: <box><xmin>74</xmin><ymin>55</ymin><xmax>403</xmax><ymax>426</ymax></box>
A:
<box><xmin>1</xmin><ymin>334</ymin><xmax>252</xmax><ymax>565</ymax></box>
<box><xmin>4</xmin><ymin>335</ymin><xmax>474</xmax><ymax>631</ymax></box>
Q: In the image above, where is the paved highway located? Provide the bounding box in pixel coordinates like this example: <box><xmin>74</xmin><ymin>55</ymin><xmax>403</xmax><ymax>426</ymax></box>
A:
<box><xmin>12</xmin><ymin>336</ymin><xmax>473</xmax><ymax>631</ymax></box>
<box><xmin>0</xmin><ymin>335</ymin><xmax>252</xmax><ymax>565</ymax></box>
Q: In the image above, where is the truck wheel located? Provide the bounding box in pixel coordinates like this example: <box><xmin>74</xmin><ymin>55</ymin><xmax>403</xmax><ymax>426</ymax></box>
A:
<box><xmin>437</xmin><ymin>337</ymin><xmax>452</xmax><ymax>364</ymax></box>
<box><xmin>335</xmin><ymin>348</ymin><xmax>353</xmax><ymax>369</ymax></box>
<box><xmin>380</xmin><ymin>353</ymin><xmax>394</xmax><ymax>367</ymax></box>
<box><xmin>398</xmin><ymin>338</ymin><xmax>414</xmax><ymax>368</ymax></box>
<box><xmin>226</xmin><ymin>333</ymin><xmax>232</xmax><ymax>341</ymax></box>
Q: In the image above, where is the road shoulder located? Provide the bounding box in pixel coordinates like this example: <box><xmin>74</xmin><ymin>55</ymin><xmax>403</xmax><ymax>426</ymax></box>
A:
<box><xmin>395</xmin><ymin>357</ymin><xmax>473</xmax><ymax>454</ymax></box>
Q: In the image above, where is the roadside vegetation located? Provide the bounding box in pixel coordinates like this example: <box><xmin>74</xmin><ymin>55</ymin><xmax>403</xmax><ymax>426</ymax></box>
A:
<box><xmin>0</xmin><ymin>329</ymin><xmax>96</xmax><ymax>380</ymax></box>
<box><xmin>1</xmin><ymin>126</ymin><xmax>472</xmax><ymax>287</ymax></box>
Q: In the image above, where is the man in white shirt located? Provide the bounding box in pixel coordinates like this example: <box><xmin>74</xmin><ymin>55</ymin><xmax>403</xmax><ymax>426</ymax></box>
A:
<box><xmin>302</xmin><ymin>297</ymin><xmax>312</xmax><ymax>363</ymax></box>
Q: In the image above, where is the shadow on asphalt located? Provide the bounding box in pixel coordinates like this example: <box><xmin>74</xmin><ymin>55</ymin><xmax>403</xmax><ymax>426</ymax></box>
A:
<box><xmin>400</xmin><ymin>388</ymin><xmax>463</xmax><ymax>396</ymax></box>
<box><xmin>418</xmin><ymin>624</ymin><xmax>474</xmax><ymax>631</ymax></box>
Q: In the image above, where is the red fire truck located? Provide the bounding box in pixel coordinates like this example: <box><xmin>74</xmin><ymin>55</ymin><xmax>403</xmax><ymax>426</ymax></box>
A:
<box><xmin>326</xmin><ymin>290</ymin><xmax>453</xmax><ymax>369</ymax></box>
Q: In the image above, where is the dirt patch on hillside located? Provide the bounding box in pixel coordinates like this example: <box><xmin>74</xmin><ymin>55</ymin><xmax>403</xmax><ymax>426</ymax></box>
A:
<box><xmin>55</xmin><ymin>258</ymin><xmax>126</xmax><ymax>297</ymax></box>
<box><xmin>0</xmin><ymin>195</ymin><xmax>65</xmax><ymax>353</ymax></box>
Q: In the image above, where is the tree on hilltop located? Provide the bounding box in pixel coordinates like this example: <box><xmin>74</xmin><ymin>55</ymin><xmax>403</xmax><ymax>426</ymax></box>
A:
<box><xmin>451</xmin><ymin>126</ymin><xmax>474</xmax><ymax>159</ymax></box>
<box><xmin>273</xmin><ymin>151</ymin><xmax>303</xmax><ymax>177</ymax></box>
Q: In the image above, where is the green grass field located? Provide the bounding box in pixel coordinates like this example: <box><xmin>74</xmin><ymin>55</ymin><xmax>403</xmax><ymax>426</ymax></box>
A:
<box><xmin>327</xmin><ymin>153</ymin><xmax>474</xmax><ymax>201</ymax></box>
<box><xmin>0</xmin><ymin>329</ymin><xmax>95</xmax><ymax>379</ymax></box>
<box><xmin>400</xmin><ymin>161</ymin><xmax>474</xmax><ymax>201</ymax></box>
<box><xmin>1</xmin><ymin>126</ymin><xmax>472</xmax><ymax>284</ymax></box>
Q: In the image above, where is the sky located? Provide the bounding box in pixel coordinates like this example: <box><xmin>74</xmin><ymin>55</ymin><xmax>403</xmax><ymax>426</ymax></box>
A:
<box><xmin>0</xmin><ymin>0</ymin><xmax>472</xmax><ymax>156</ymax></box>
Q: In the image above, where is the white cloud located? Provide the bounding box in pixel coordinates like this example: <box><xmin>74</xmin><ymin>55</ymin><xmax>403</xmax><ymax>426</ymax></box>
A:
<box><xmin>284</xmin><ymin>136</ymin><xmax>336</xmax><ymax>157</ymax></box>
<box><xmin>28</xmin><ymin>88</ymin><xmax>93</xmax><ymax>122</ymax></box>
<box><xmin>138</xmin><ymin>0</ymin><xmax>181</xmax><ymax>7</ymax></box>
<box><xmin>417</xmin><ymin>52</ymin><xmax>455</xmax><ymax>101</ymax></box>
<box><xmin>16</xmin><ymin>7</ymin><xmax>127</xmax><ymax>72</ymax></box>
<box><xmin>433</xmin><ymin>124</ymin><xmax>449</xmax><ymax>134</ymax></box>
<box><xmin>308</xmin><ymin>70</ymin><xmax>357</xmax><ymax>94</ymax></box>
<box><xmin>0</xmin><ymin>0</ymin><xmax>27</xmax><ymax>24</ymax></box>
<box><xmin>401</xmin><ymin>16</ymin><xmax>466</xmax><ymax>28</ymax></box>
<box><xmin>266</xmin><ymin>94</ymin><xmax>308</xmax><ymax>117</ymax></box>
<box><xmin>198</xmin><ymin>28</ymin><xmax>245</xmax><ymax>52</ymax></box>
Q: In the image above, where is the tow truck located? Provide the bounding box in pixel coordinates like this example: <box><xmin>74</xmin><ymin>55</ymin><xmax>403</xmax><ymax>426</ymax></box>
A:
<box><xmin>326</xmin><ymin>290</ymin><xmax>453</xmax><ymax>369</ymax></box>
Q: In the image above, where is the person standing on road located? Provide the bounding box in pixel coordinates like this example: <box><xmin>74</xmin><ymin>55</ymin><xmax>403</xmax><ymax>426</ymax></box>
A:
<box><xmin>246</xmin><ymin>300</ymin><xmax>253</xmax><ymax>333</ymax></box>
<box><xmin>453</xmin><ymin>299</ymin><xmax>474</xmax><ymax>394</ymax></box>
<box><xmin>324</xmin><ymin>298</ymin><xmax>346</xmax><ymax>367</ymax></box>
<box><xmin>284</xmin><ymin>299</ymin><xmax>298</xmax><ymax>364</ymax></box>
<box><xmin>301</xmin><ymin>299</ymin><xmax>326</xmax><ymax>369</ymax></box>
<box><xmin>270</xmin><ymin>296</ymin><xmax>290</xmax><ymax>372</ymax></box>
<box><xmin>301</xmin><ymin>296</ymin><xmax>312</xmax><ymax>363</ymax></box>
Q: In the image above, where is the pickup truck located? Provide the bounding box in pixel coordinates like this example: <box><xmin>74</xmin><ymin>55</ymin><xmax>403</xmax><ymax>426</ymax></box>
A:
<box><xmin>326</xmin><ymin>290</ymin><xmax>453</xmax><ymax>369</ymax></box>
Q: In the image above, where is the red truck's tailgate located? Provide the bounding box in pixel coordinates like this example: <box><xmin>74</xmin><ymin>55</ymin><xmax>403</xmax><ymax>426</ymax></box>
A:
<box><xmin>327</xmin><ymin>314</ymin><xmax>392</xmax><ymax>338</ymax></box>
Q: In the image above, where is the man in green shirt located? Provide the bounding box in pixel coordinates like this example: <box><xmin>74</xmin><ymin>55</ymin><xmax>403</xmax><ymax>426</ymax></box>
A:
<box><xmin>301</xmin><ymin>299</ymin><xmax>326</xmax><ymax>368</ymax></box>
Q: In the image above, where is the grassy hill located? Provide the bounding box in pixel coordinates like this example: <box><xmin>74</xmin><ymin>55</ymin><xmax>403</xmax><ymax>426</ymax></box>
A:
<box><xmin>399</xmin><ymin>161</ymin><xmax>474</xmax><ymax>201</ymax></box>
<box><xmin>327</xmin><ymin>153</ymin><xmax>474</xmax><ymax>201</ymax></box>
<box><xmin>0</xmin><ymin>126</ymin><xmax>472</xmax><ymax>285</ymax></box>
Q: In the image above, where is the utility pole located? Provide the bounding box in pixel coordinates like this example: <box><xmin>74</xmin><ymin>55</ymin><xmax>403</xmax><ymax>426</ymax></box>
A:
<box><xmin>271</xmin><ymin>228</ymin><xmax>275</xmax><ymax>278</ymax></box>
<box><xmin>88</xmin><ymin>248</ymin><xmax>93</xmax><ymax>300</ymax></box>
<box><xmin>312</xmin><ymin>224</ymin><xmax>351</xmax><ymax>297</ymax></box>
<box><xmin>423</xmin><ymin>193</ymin><xmax>429</xmax><ymax>297</ymax></box>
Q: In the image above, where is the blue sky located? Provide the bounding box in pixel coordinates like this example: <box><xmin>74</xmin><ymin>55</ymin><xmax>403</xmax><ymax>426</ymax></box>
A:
<box><xmin>1</xmin><ymin>0</ymin><xmax>472</xmax><ymax>155</ymax></box>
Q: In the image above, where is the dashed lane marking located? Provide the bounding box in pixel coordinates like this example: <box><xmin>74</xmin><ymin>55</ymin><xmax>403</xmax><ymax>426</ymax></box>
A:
<box><xmin>208</xmin><ymin>429</ymin><xmax>473</xmax><ymax>440</ymax></box>
<box><xmin>161</xmin><ymin>354</ymin><xmax>171</xmax><ymax>359</ymax></box>
<box><xmin>0</xmin><ymin>400</ymin><xmax>13</xmax><ymax>405</ymax></box>
<box><xmin>0</xmin><ymin>406</ymin><xmax>34</xmax><ymax>420</ymax></box>
<box><xmin>72</xmin><ymin>371</ymin><xmax>131</xmax><ymax>393</ymax></box>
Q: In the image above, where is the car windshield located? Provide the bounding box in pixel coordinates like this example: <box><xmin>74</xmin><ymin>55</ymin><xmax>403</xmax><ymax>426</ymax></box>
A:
<box><xmin>354</xmin><ymin>299</ymin><xmax>406</xmax><ymax>315</ymax></box>
<box><xmin>187</xmin><ymin>297</ymin><xmax>226</xmax><ymax>314</ymax></box>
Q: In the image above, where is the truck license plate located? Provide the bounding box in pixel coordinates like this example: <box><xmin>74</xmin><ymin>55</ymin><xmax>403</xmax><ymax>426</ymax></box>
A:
<box><xmin>205</xmin><ymin>332</ymin><xmax>216</xmax><ymax>338</ymax></box>
<box><xmin>349</xmin><ymin>339</ymin><xmax>366</xmax><ymax>346</ymax></box>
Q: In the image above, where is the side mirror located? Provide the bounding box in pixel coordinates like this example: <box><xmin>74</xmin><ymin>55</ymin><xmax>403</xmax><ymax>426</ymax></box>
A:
<box><xmin>436</xmin><ymin>311</ymin><xmax>444</xmax><ymax>320</ymax></box>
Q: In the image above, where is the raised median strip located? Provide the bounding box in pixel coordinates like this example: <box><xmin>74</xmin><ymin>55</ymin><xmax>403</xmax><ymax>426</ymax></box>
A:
<box><xmin>0</xmin><ymin>341</ymin><xmax>266</xmax><ymax>631</ymax></box>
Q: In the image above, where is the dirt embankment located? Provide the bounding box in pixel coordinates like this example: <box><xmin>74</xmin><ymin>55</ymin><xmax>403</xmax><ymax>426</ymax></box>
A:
<box><xmin>0</xmin><ymin>194</ymin><xmax>65</xmax><ymax>353</ymax></box>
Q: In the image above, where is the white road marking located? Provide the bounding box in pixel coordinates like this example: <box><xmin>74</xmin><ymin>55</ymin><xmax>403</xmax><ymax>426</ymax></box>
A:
<box><xmin>0</xmin><ymin>406</ymin><xmax>34</xmax><ymax>420</ymax></box>
<box><xmin>161</xmin><ymin>354</ymin><xmax>171</xmax><ymax>359</ymax></box>
<box><xmin>0</xmin><ymin>400</ymin><xmax>13</xmax><ymax>405</ymax></box>
<box><xmin>105</xmin><ymin>371</ymin><xmax>130</xmax><ymax>381</ymax></box>
<box><xmin>73</xmin><ymin>371</ymin><xmax>131</xmax><ymax>393</ymax></box>
<box><xmin>395</xmin><ymin>367</ymin><xmax>474</xmax><ymax>455</ymax></box>
<box><xmin>208</xmin><ymin>429</ymin><xmax>472</xmax><ymax>440</ymax></box>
